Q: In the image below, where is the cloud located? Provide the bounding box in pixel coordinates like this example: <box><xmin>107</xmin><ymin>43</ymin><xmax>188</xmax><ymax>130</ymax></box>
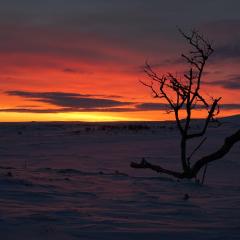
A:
<box><xmin>0</xmin><ymin>107</ymin><xmax>139</xmax><ymax>113</ymax></box>
<box><xmin>136</xmin><ymin>102</ymin><xmax>240</xmax><ymax>111</ymax></box>
<box><xmin>214</xmin><ymin>43</ymin><xmax>240</xmax><ymax>60</ymax></box>
<box><xmin>63</xmin><ymin>68</ymin><xmax>92</xmax><ymax>74</ymax></box>
<box><xmin>5</xmin><ymin>91</ymin><xmax>131</xmax><ymax>109</ymax></box>
<box><xmin>136</xmin><ymin>103</ymin><xmax>169</xmax><ymax>111</ymax></box>
<box><xmin>198</xmin><ymin>19</ymin><xmax>240</xmax><ymax>63</ymax></box>
<box><xmin>0</xmin><ymin>1</ymin><xmax>239</xmax><ymax>82</ymax></box>
<box><xmin>1</xmin><ymin>103</ymin><xmax>239</xmax><ymax>114</ymax></box>
<box><xmin>0</xmin><ymin>108</ymin><xmax>72</xmax><ymax>113</ymax></box>
<box><xmin>204</xmin><ymin>75</ymin><xmax>240</xmax><ymax>89</ymax></box>
<box><xmin>220</xmin><ymin>104</ymin><xmax>240</xmax><ymax>110</ymax></box>
<box><xmin>2</xmin><ymin>90</ymin><xmax>240</xmax><ymax>114</ymax></box>
<box><xmin>2</xmin><ymin>1</ymin><xmax>240</xmax><ymax>66</ymax></box>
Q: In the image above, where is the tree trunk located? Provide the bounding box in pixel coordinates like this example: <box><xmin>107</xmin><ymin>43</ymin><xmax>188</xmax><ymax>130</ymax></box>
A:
<box><xmin>131</xmin><ymin>129</ymin><xmax>240</xmax><ymax>180</ymax></box>
<box><xmin>181</xmin><ymin>137</ymin><xmax>189</xmax><ymax>172</ymax></box>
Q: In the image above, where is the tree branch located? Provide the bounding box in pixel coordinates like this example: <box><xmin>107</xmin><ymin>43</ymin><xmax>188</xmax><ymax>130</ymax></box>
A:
<box><xmin>135</xmin><ymin>29</ymin><xmax>239</xmax><ymax>181</ymax></box>
<box><xmin>130</xmin><ymin>158</ymin><xmax>184</xmax><ymax>178</ymax></box>
<box><xmin>190</xmin><ymin>129</ymin><xmax>240</xmax><ymax>177</ymax></box>
<box><xmin>187</xmin><ymin>97</ymin><xmax>221</xmax><ymax>139</ymax></box>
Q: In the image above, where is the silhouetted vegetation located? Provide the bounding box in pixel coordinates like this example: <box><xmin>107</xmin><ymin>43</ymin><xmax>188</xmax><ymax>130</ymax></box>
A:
<box><xmin>131</xmin><ymin>29</ymin><xmax>240</xmax><ymax>181</ymax></box>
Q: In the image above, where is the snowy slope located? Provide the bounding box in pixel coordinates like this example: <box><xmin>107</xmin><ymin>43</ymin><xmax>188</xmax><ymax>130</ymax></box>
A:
<box><xmin>0</xmin><ymin>117</ymin><xmax>239</xmax><ymax>240</ymax></box>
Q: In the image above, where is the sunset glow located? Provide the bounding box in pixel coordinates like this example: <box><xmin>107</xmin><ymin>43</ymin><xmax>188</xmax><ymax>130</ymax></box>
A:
<box><xmin>1</xmin><ymin>2</ymin><xmax>240</xmax><ymax>239</ymax></box>
<box><xmin>0</xmin><ymin>1</ymin><xmax>239</xmax><ymax>122</ymax></box>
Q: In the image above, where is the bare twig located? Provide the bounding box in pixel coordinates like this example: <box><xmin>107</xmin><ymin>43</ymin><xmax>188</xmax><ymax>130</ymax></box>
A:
<box><xmin>132</xmin><ymin>29</ymin><xmax>240</xmax><ymax>180</ymax></box>
<box><xmin>201</xmin><ymin>163</ymin><xmax>208</xmax><ymax>184</ymax></box>
<box><xmin>187</xmin><ymin>137</ymin><xmax>207</xmax><ymax>167</ymax></box>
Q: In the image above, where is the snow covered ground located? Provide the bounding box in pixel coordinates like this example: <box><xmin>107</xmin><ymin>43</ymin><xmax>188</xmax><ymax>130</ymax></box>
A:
<box><xmin>0</xmin><ymin>116</ymin><xmax>239</xmax><ymax>240</ymax></box>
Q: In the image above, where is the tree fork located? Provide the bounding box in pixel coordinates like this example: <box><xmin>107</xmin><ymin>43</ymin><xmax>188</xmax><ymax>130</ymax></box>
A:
<box><xmin>130</xmin><ymin>129</ymin><xmax>240</xmax><ymax>180</ymax></box>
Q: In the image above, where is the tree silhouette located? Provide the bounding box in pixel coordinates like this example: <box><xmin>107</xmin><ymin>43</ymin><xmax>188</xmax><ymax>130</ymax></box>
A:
<box><xmin>131</xmin><ymin>29</ymin><xmax>240</xmax><ymax>180</ymax></box>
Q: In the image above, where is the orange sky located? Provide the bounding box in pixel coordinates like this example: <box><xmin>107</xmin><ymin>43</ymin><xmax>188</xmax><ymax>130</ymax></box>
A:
<box><xmin>0</xmin><ymin>1</ymin><xmax>239</xmax><ymax>122</ymax></box>
<box><xmin>0</xmin><ymin>55</ymin><xmax>239</xmax><ymax>122</ymax></box>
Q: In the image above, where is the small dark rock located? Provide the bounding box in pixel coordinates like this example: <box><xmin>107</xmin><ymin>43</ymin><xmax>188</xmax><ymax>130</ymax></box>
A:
<box><xmin>115</xmin><ymin>170</ymin><xmax>128</xmax><ymax>176</ymax></box>
<box><xmin>183</xmin><ymin>193</ymin><xmax>190</xmax><ymax>200</ymax></box>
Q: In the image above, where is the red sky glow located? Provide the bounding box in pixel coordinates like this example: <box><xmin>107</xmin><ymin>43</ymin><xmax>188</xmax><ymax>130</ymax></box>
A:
<box><xmin>0</xmin><ymin>1</ymin><xmax>239</xmax><ymax>121</ymax></box>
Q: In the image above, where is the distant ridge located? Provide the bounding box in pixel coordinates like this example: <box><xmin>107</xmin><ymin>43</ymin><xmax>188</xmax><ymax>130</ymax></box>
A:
<box><xmin>218</xmin><ymin>114</ymin><xmax>240</xmax><ymax>124</ymax></box>
<box><xmin>0</xmin><ymin>114</ymin><xmax>239</xmax><ymax>124</ymax></box>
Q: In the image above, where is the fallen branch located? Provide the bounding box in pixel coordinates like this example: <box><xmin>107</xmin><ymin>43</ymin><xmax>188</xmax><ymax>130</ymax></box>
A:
<box><xmin>131</xmin><ymin>158</ymin><xmax>184</xmax><ymax>178</ymax></box>
<box><xmin>131</xmin><ymin>129</ymin><xmax>240</xmax><ymax>180</ymax></box>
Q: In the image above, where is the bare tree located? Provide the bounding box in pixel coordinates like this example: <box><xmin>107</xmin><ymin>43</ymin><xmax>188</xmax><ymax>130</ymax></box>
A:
<box><xmin>131</xmin><ymin>29</ymin><xmax>240</xmax><ymax>180</ymax></box>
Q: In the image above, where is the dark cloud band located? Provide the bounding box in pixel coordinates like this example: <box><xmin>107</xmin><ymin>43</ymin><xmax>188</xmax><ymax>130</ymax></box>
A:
<box><xmin>204</xmin><ymin>75</ymin><xmax>240</xmax><ymax>89</ymax></box>
<box><xmin>2</xmin><ymin>90</ymin><xmax>240</xmax><ymax>113</ymax></box>
<box><xmin>5</xmin><ymin>91</ymin><xmax>131</xmax><ymax>109</ymax></box>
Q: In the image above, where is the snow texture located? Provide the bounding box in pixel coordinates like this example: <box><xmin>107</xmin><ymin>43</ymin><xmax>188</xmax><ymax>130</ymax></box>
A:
<box><xmin>0</xmin><ymin>116</ymin><xmax>239</xmax><ymax>239</ymax></box>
